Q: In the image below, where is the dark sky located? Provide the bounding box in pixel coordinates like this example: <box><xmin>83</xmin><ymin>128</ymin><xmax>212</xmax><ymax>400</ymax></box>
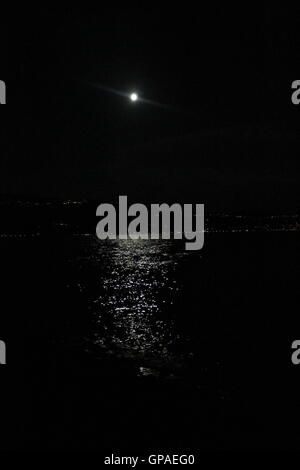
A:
<box><xmin>3</xmin><ymin>6</ymin><xmax>300</xmax><ymax>211</ymax></box>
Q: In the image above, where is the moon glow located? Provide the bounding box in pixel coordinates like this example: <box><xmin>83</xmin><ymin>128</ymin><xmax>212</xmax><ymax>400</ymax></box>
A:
<box><xmin>130</xmin><ymin>93</ymin><xmax>138</xmax><ymax>102</ymax></box>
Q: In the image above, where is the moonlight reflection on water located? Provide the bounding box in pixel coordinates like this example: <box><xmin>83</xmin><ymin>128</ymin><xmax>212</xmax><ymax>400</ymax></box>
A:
<box><xmin>91</xmin><ymin>238</ymin><xmax>183</xmax><ymax>356</ymax></box>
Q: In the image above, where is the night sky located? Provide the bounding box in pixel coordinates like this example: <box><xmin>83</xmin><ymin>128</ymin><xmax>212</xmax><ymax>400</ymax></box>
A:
<box><xmin>3</xmin><ymin>6</ymin><xmax>300</xmax><ymax>211</ymax></box>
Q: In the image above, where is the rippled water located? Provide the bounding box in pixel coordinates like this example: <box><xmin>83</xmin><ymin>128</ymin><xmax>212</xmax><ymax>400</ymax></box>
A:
<box><xmin>1</xmin><ymin>210</ymin><xmax>299</xmax><ymax>448</ymax></box>
<box><xmin>93</xmin><ymin>240</ymin><xmax>181</xmax><ymax>351</ymax></box>
<box><xmin>68</xmin><ymin>237</ymin><xmax>194</xmax><ymax>363</ymax></box>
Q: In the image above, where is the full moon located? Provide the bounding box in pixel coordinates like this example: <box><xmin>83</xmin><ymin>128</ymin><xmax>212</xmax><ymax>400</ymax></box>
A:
<box><xmin>130</xmin><ymin>93</ymin><xmax>138</xmax><ymax>102</ymax></box>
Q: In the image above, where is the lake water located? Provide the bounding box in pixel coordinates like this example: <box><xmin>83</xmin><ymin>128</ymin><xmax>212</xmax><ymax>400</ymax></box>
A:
<box><xmin>1</xmin><ymin>210</ymin><xmax>299</xmax><ymax>449</ymax></box>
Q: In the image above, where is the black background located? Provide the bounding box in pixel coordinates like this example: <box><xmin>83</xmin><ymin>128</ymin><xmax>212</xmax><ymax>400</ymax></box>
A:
<box><xmin>1</xmin><ymin>5</ymin><xmax>300</xmax><ymax>451</ymax></box>
<box><xmin>3</xmin><ymin>5</ymin><xmax>300</xmax><ymax>210</ymax></box>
